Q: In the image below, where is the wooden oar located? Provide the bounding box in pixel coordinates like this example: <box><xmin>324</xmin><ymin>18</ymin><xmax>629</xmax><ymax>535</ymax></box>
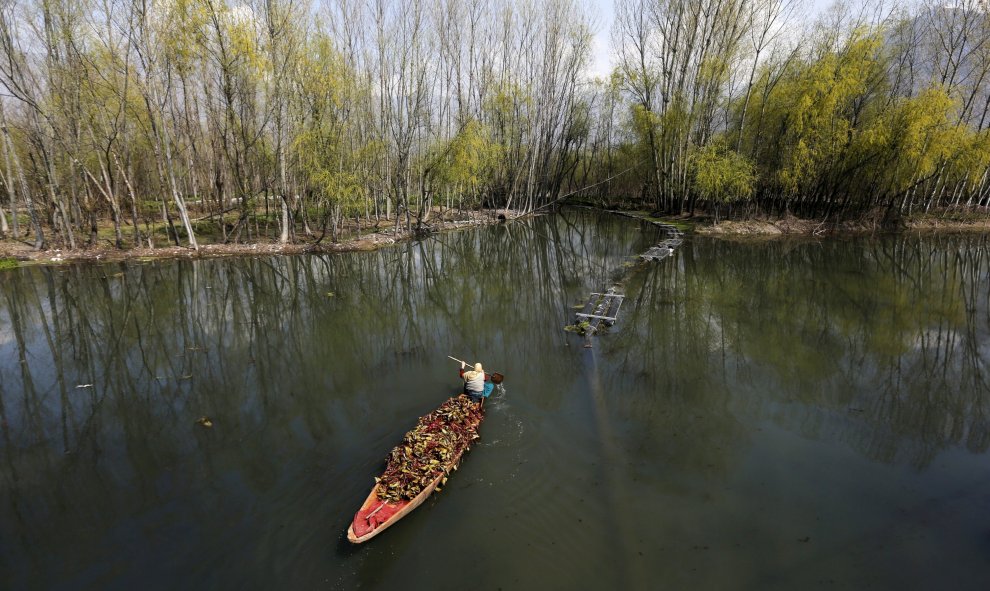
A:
<box><xmin>448</xmin><ymin>355</ymin><xmax>504</xmax><ymax>384</ymax></box>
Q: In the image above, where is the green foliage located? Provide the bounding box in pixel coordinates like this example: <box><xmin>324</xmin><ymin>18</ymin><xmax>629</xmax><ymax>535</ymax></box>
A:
<box><xmin>851</xmin><ymin>88</ymin><xmax>984</xmax><ymax>197</ymax></box>
<box><xmin>226</xmin><ymin>5</ymin><xmax>269</xmax><ymax>76</ymax></box>
<box><xmin>564</xmin><ymin>320</ymin><xmax>593</xmax><ymax>335</ymax></box>
<box><xmin>629</xmin><ymin>103</ymin><xmax>659</xmax><ymax>140</ymax></box>
<box><xmin>949</xmin><ymin>131</ymin><xmax>990</xmax><ymax>186</ymax></box>
<box><xmin>0</xmin><ymin>258</ymin><xmax>18</xmax><ymax>271</ymax></box>
<box><xmin>482</xmin><ymin>83</ymin><xmax>529</xmax><ymax>168</ymax></box>
<box><xmin>697</xmin><ymin>55</ymin><xmax>734</xmax><ymax>91</ymax></box>
<box><xmin>161</xmin><ymin>0</ymin><xmax>210</xmax><ymax>73</ymax></box>
<box><xmin>627</xmin><ymin>102</ymin><xmax>669</xmax><ymax>169</ymax></box>
<box><xmin>292</xmin><ymin>34</ymin><xmax>370</xmax><ymax>218</ymax></box>
<box><xmin>689</xmin><ymin>140</ymin><xmax>756</xmax><ymax>204</ymax></box>
<box><xmin>433</xmin><ymin>120</ymin><xmax>499</xmax><ymax>194</ymax></box>
<box><xmin>753</xmin><ymin>29</ymin><xmax>888</xmax><ymax>197</ymax></box>
<box><xmin>6</xmin><ymin>0</ymin><xmax>990</xmax><ymax>245</ymax></box>
<box><xmin>713</xmin><ymin>22</ymin><xmax>990</xmax><ymax>216</ymax></box>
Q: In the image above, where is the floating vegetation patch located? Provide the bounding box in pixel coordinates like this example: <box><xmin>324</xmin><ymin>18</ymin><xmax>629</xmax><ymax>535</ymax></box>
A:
<box><xmin>564</xmin><ymin>320</ymin><xmax>593</xmax><ymax>335</ymax></box>
<box><xmin>0</xmin><ymin>258</ymin><xmax>18</xmax><ymax>271</ymax></box>
<box><xmin>376</xmin><ymin>395</ymin><xmax>483</xmax><ymax>502</ymax></box>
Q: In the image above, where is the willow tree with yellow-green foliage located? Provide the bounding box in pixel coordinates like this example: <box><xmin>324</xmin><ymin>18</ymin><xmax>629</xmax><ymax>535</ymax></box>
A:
<box><xmin>2</xmin><ymin>0</ymin><xmax>990</xmax><ymax>248</ymax></box>
<box><xmin>732</xmin><ymin>18</ymin><xmax>990</xmax><ymax>220</ymax></box>
<box><xmin>689</xmin><ymin>140</ymin><xmax>756</xmax><ymax>221</ymax></box>
<box><xmin>425</xmin><ymin>120</ymin><xmax>500</xmax><ymax>217</ymax></box>
<box><xmin>604</xmin><ymin>0</ymin><xmax>990</xmax><ymax>221</ymax></box>
<box><xmin>0</xmin><ymin>0</ymin><xmax>595</xmax><ymax>249</ymax></box>
<box><xmin>292</xmin><ymin>32</ymin><xmax>375</xmax><ymax>242</ymax></box>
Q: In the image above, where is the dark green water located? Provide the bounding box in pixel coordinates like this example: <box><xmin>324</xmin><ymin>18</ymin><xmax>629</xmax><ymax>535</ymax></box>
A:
<box><xmin>1</xmin><ymin>211</ymin><xmax>989</xmax><ymax>590</ymax></box>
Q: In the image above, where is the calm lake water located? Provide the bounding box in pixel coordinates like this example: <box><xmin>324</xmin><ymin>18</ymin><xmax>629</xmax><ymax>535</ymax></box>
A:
<box><xmin>1</xmin><ymin>211</ymin><xmax>989</xmax><ymax>590</ymax></box>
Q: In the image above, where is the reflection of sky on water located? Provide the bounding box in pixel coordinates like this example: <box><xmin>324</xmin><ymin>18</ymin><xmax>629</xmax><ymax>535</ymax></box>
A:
<box><xmin>643</xmin><ymin>235</ymin><xmax>988</xmax><ymax>467</ymax></box>
<box><xmin>1</xmin><ymin>214</ymin><xmax>989</xmax><ymax>589</ymax></box>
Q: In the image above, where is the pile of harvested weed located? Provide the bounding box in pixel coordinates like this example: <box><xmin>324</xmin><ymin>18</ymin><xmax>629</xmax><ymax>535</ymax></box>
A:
<box><xmin>376</xmin><ymin>394</ymin><xmax>483</xmax><ymax>502</ymax></box>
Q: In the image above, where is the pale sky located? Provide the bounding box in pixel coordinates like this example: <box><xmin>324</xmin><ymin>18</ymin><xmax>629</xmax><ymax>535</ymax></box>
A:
<box><xmin>587</xmin><ymin>0</ymin><xmax>835</xmax><ymax>79</ymax></box>
<box><xmin>588</xmin><ymin>0</ymin><xmax>613</xmax><ymax>79</ymax></box>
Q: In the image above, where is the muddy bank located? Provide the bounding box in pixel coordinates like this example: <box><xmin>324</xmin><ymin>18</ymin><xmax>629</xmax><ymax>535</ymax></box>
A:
<box><xmin>0</xmin><ymin>210</ymin><xmax>520</xmax><ymax>266</ymax></box>
<box><xmin>4</xmin><ymin>207</ymin><xmax>987</xmax><ymax>268</ymax></box>
<box><xmin>695</xmin><ymin>216</ymin><xmax>852</xmax><ymax>237</ymax></box>
<box><xmin>696</xmin><ymin>215</ymin><xmax>990</xmax><ymax>237</ymax></box>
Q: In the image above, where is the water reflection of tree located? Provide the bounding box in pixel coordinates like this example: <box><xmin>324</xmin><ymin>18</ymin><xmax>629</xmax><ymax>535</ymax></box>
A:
<box><xmin>615</xmin><ymin>234</ymin><xmax>990</xmax><ymax>473</ymax></box>
<box><xmin>0</xmin><ymin>209</ymin><xmax>653</xmax><ymax>586</ymax></box>
<box><xmin>602</xmin><ymin>242</ymin><xmax>746</xmax><ymax>487</ymax></box>
<box><xmin>9</xmin><ymin>217</ymin><xmax>986</xmax><ymax>585</ymax></box>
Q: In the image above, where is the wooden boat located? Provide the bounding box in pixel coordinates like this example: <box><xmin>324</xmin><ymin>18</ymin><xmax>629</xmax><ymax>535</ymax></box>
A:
<box><xmin>347</xmin><ymin>394</ymin><xmax>486</xmax><ymax>543</ymax></box>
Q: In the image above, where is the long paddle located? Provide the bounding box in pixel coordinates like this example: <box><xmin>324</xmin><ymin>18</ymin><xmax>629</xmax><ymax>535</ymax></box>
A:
<box><xmin>447</xmin><ymin>355</ymin><xmax>504</xmax><ymax>384</ymax></box>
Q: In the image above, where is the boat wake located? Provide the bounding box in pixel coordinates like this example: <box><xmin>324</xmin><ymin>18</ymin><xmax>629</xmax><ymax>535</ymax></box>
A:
<box><xmin>477</xmin><ymin>388</ymin><xmax>525</xmax><ymax>448</ymax></box>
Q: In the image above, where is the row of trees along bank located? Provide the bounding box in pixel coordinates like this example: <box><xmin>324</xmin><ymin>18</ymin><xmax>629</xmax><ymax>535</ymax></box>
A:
<box><xmin>1</xmin><ymin>0</ymin><xmax>990</xmax><ymax>251</ymax></box>
<box><xmin>608</xmin><ymin>0</ymin><xmax>990</xmax><ymax>223</ymax></box>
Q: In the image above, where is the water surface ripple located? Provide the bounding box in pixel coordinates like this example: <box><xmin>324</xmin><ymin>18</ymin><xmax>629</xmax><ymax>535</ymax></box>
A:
<box><xmin>1</xmin><ymin>211</ymin><xmax>989</xmax><ymax>590</ymax></box>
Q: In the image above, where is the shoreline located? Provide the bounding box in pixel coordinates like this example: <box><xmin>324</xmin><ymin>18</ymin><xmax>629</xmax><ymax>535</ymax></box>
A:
<box><xmin>0</xmin><ymin>210</ymin><xmax>520</xmax><ymax>267</ymax></box>
<box><xmin>561</xmin><ymin>202</ymin><xmax>990</xmax><ymax>236</ymax></box>
<box><xmin>694</xmin><ymin>216</ymin><xmax>990</xmax><ymax>237</ymax></box>
<box><xmin>4</xmin><ymin>208</ymin><xmax>989</xmax><ymax>268</ymax></box>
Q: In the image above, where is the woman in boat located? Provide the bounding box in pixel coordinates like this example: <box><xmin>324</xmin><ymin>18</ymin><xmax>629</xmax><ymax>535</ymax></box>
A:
<box><xmin>459</xmin><ymin>361</ymin><xmax>488</xmax><ymax>401</ymax></box>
